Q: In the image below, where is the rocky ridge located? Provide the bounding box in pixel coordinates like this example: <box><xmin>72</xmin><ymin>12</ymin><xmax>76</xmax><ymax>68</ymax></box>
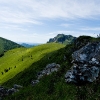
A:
<box><xmin>65</xmin><ymin>42</ymin><xmax>100</xmax><ymax>85</ymax></box>
<box><xmin>47</xmin><ymin>34</ymin><xmax>76</xmax><ymax>44</ymax></box>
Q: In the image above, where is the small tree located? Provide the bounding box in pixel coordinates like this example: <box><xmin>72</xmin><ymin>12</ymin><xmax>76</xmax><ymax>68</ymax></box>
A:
<box><xmin>4</xmin><ymin>68</ymin><xmax>8</xmax><ymax>73</ymax></box>
<box><xmin>1</xmin><ymin>72</ymin><xmax>3</xmax><ymax>75</ymax></box>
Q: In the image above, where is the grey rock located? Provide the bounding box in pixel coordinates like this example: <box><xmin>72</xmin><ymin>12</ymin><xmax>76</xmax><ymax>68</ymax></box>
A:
<box><xmin>31</xmin><ymin>80</ymin><xmax>39</xmax><ymax>86</ymax></box>
<box><xmin>13</xmin><ymin>84</ymin><xmax>23</xmax><ymax>89</ymax></box>
<box><xmin>32</xmin><ymin>63</ymin><xmax>60</xmax><ymax>86</ymax></box>
<box><xmin>37</xmin><ymin>63</ymin><xmax>60</xmax><ymax>79</ymax></box>
<box><xmin>65</xmin><ymin>42</ymin><xmax>100</xmax><ymax>84</ymax></box>
<box><xmin>7</xmin><ymin>88</ymin><xmax>18</xmax><ymax>95</ymax></box>
<box><xmin>0</xmin><ymin>84</ymin><xmax>22</xmax><ymax>99</ymax></box>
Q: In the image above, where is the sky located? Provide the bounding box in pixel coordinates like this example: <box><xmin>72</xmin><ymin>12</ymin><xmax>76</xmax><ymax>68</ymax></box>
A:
<box><xmin>0</xmin><ymin>0</ymin><xmax>100</xmax><ymax>43</ymax></box>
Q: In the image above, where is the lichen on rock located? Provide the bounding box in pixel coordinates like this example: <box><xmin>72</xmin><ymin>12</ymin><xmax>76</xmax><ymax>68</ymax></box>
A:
<box><xmin>65</xmin><ymin>42</ymin><xmax>100</xmax><ymax>85</ymax></box>
<box><xmin>31</xmin><ymin>63</ymin><xmax>60</xmax><ymax>86</ymax></box>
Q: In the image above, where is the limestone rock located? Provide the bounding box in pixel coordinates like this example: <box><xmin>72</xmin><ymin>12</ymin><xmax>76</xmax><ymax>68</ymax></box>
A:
<box><xmin>37</xmin><ymin>63</ymin><xmax>60</xmax><ymax>79</ymax></box>
<box><xmin>31</xmin><ymin>63</ymin><xmax>60</xmax><ymax>86</ymax></box>
<box><xmin>31</xmin><ymin>80</ymin><xmax>39</xmax><ymax>86</ymax></box>
<box><xmin>13</xmin><ymin>84</ymin><xmax>23</xmax><ymax>89</ymax></box>
<box><xmin>0</xmin><ymin>84</ymin><xmax>22</xmax><ymax>99</ymax></box>
<box><xmin>65</xmin><ymin>42</ymin><xmax>100</xmax><ymax>84</ymax></box>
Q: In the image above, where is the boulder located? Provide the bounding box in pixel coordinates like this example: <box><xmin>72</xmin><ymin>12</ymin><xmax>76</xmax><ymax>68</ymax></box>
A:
<box><xmin>0</xmin><ymin>86</ymin><xmax>7</xmax><ymax>97</ymax></box>
<box><xmin>7</xmin><ymin>88</ymin><xmax>18</xmax><ymax>95</ymax></box>
<box><xmin>13</xmin><ymin>84</ymin><xmax>23</xmax><ymax>89</ymax></box>
<box><xmin>31</xmin><ymin>80</ymin><xmax>39</xmax><ymax>86</ymax></box>
<box><xmin>0</xmin><ymin>84</ymin><xmax>22</xmax><ymax>99</ymax></box>
<box><xmin>65</xmin><ymin>42</ymin><xmax>100</xmax><ymax>84</ymax></box>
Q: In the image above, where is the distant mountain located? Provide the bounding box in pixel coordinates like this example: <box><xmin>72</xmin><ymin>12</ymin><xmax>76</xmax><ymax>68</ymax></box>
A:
<box><xmin>0</xmin><ymin>37</ymin><xmax>23</xmax><ymax>56</ymax></box>
<box><xmin>20</xmin><ymin>43</ymin><xmax>40</xmax><ymax>48</ymax></box>
<box><xmin>47</xmin><ymin>34</ymin><xmax>76</xmax><ymax>45</ymax></box>
<box><xmin>20</xmin><ymin>43</ymin><xmax>35</xmax><ymax>48</ymax></box>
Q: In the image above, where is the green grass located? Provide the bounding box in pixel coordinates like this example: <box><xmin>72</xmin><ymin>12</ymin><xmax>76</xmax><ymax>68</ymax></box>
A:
<box><xmin>0</xmin><ymin>43</ymin><xmax>64</xmax><ymax>84</ymax></box>
<box><xmin>0</xmin><ymin>37</ymin><xmax>23</xmax><ymax>51</ymax></box>
<box><xmin>3</xmin><ymin>36</ymin><xmax>100</xmax><ymax>100</ymax></box>
<box><xmin>3</xmin><ymin>43</ymin><xmax>76</xmax><ymax>100</ymax></box>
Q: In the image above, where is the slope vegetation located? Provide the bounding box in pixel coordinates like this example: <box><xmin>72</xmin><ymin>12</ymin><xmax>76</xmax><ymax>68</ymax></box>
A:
<box><xmin>0</xmin><ymin>43</ymin><xmax>64</xmax><ymax>84</ymax></box>
<box><xmin>0</xmin><ymin>37</ymin><xmax>23</xmax><ymax>52</ymax></box>
<box><xmin>3</xmin><ymin>36</ymin><xmax>100</xmax><ymax>100</ymax></box>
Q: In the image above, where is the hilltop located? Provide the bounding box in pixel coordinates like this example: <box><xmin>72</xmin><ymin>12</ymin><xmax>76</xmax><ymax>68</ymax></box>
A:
<box><xmin>47</xmin><ymin>34</ymin><xmax>76</xmax><ymax>45</ymax></box>
<box><xmin>0</xmin><ymin>37</ymin><xmax>23</xmax><ymax>54</ymax></box>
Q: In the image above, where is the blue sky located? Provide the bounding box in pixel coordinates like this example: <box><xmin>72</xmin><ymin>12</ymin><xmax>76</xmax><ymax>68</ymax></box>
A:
<box><xmin>0</xmin><ymin>0</ymin><xmax>100</xmax><ymax>43</ymax></box>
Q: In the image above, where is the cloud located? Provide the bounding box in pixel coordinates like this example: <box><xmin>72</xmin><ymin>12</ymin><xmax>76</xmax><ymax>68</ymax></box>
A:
<box><xmin>0</xmin><ymin>0</ymin><xmax>100</xmax><ymax>43</ymax></box>
<box><xmin>48</xmin><ymin>30</ymin><xmax>97</xmax><ymax>37</ymax></box>
<box><xmin>1</xmin><ymin>0</ymin><xmax>100</xmax><ymax>25</ymax></box>
<box><xmin>81</xmin><ymin>27</ymin><xmax>100</xmax><ymax>31</ymax></box>
<box><xmin>0</xmin><ymin>0</ymin><xmax>100</xmax><ymax>30</ymax></box>
<box><xmin>60</xmin><ymin>23</ymin><xmax>74</xmax><ymax>28</ymax></box>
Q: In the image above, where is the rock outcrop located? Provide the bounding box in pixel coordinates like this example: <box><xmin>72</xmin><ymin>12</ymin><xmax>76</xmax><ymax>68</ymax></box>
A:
<box><xmin>0</xmin><ymin>84</ymin><xmax>22</xmax><ymax>100</ymax></box>
<box><xmin>37</xmin><ymin>63</ymin><xmax>60</xmax><ymax>79</ymax></box>
<box><xmin>65</xmin><ymin>42</ymin><xmax>100</xmax><ymax>84</ymax></box>
<box><xmin>31</xmin><ymin>63</ymin><xmax>60</xmax><ymax>86</ymax></box>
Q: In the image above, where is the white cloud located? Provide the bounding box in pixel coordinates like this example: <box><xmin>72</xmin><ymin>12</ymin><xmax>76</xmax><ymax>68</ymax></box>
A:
<box><xmin>0</xmin><ymin>0</ymin><xmax>100</xmax><ymax>43</ymax></box>
<box><xmin>60</xmin><ymin>23</ymin><xmax>74</xmax><ymax>27</ymax></box>
<box><xmin>1</xmin><ymin>0</ymin><xmax>100</xmax><ymax>25</ymax></box>
<box><xmin>81</xmin><ymin>27</ymin><xmax>100</xmax><ymax>31</ymax></box>
<box><xmin>48</xmin><ymin>30</ymin><xmax>97</xmax><ymax>37</ymax></box>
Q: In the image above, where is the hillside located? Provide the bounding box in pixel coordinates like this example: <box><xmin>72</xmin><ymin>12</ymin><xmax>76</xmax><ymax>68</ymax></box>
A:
<box><xmin>2</xmin><ymin>35</ymin><xmax>100</xmax><ymax>100</ymax></box>
<box><xmin>0</xmin><ymin>37</ymin><xmax>23</xmax><ymax>52</ymax></box>
<box><xmin>47</xmin><ymin>34</ymin><xmax>76</xmax><ymax>45</ymax></box>
<box><xmin>0</xmin><ymin>43</ymin><xmax>64</xmax><ymax>84</ymax></box>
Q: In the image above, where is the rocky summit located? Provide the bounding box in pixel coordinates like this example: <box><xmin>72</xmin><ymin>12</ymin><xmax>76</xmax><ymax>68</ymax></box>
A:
<box><xmin>65</xmin><ymin>42</ymin><xmax>100</xmax><ymax>85</ymax></box>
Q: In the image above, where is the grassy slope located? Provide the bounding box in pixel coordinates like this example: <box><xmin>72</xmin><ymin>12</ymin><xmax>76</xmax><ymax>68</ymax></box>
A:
<box><xmin>0</xmin><ymin>43</ymin><xmax>64</xmax><ymax>84</ymax></box>
<box><xmin>0</xmin><ymin>37</ymin><xmax>23</xmax><ymax>51</ymax></box>
<box><xmin>4</xmin><ymin>43</ymin><xmax>76</xmax><ymax>100</ymax></box>
<box><xmin>3</xmin><ymin>36</ymin><xmax>100</xmax><ymax>100</ymax></box>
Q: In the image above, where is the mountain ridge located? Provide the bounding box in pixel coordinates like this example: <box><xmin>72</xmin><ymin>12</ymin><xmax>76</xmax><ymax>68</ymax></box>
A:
<box><xmin>0</xmin><ymin>37</ymin><xmax>23</xmax><ymax>52</ymax></box>
<box><xmin>47</xmin><ymin>34</ymin><xmax>76</xmax><ymax>45</ymax></box>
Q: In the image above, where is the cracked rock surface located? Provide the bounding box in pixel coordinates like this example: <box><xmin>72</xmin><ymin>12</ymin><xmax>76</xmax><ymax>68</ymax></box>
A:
<box><xmin>65</xmin><ymin>42</ymin><xmax>100</xmax><ymax>84</ymax></box>
<box><xmin>31</xmin><ymin>63</ymin><xmax>60</xmax><ymax>86</ymax></box>
<box><xmin>0</xmin><ymin>84</ymin><xmax>22</xmax><ymax>100</ymax></box>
